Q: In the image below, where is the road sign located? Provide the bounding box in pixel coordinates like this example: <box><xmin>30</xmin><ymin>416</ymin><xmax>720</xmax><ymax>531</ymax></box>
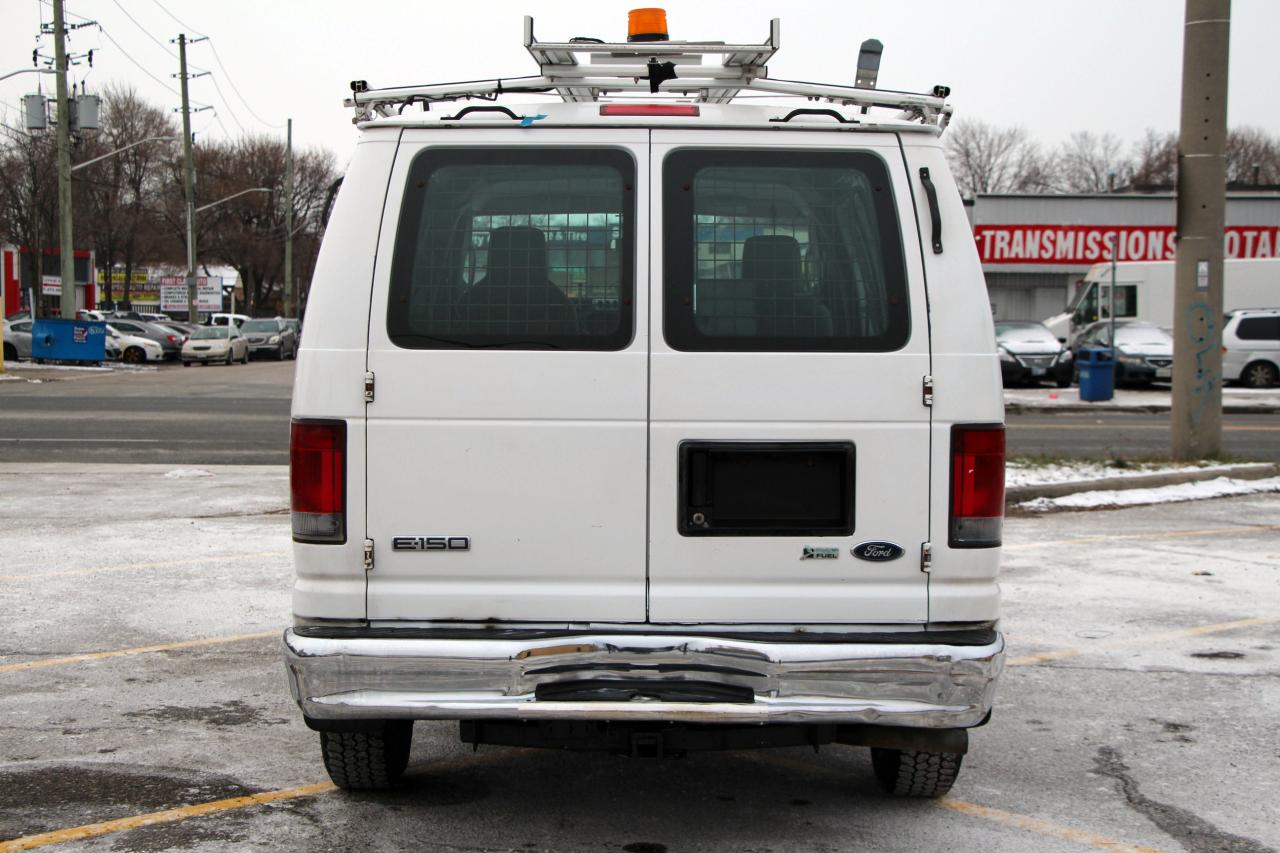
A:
<box><xmin>160</xmin><ymin>276</ymin><xmax>221</xmax><ymax>312</ymax></box>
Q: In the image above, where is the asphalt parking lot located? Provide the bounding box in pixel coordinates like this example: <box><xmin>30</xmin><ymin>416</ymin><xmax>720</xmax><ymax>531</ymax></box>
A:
<box><xmin>1</xmin><ymin>465</ymin><xmax>1277</xmax><ymax>852</ymax></box>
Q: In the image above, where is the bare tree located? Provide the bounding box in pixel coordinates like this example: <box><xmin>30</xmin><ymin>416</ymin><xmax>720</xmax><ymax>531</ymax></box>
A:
<box><xmin>1056</xmin><ymin>131</ymin><xmax>1132</xmax><ymax>193</ymax></box>
<box><xmin>944</xmin><ymin>120</ymin><xmax>1052</xmax><ymax>196</ymax></box>
<box><xmin>1225</xmin><ymin>126</ymin><xmax>1280</xmax><ymax>185</ymax></box>
<box><xmin>0</xmin><ymin>122</ymin><xmax>59</xmax><ymax>305</ymax></box>
<box><xmin>75</xmin><ymin>84</ymin><xmax>178</xmax><ymax>305</ymax></box>
<box><xmin>1129</xmin><ymin>129</ymin><xmax>1178</xmax><ymax>187</ymax></box>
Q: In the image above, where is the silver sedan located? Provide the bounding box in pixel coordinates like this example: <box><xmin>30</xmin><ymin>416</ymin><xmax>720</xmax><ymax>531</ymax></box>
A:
<box><xmin>181</xmin><ymin>325</ymin><xmax>250</xmax><ymax>366</ymax></box>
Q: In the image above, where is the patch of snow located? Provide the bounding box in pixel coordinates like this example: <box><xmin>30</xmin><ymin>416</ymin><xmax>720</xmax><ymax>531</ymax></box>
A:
<box><xmin>1017</xmin><ymin>476</ymin><xmax>1280</xmax><ymax>512</ymax></box>
<box><xmin>1004</xmin><ymin>385</ymin><xmax>1280</xmax><ymax>410</ymax></box>
<box><xmin>0</xmin><ymin>373</ymin><xmax>22</xmax><ymax>381</ymax></box>
<box><xmin>1005</xmin><ymin>459</ymin><xmax>1268</xmax><ymax>488</ymax></box>
<box><xmin>163</xmin><ymin>468</ymin><xmax>215</xmax><ymax>479</ymax></box>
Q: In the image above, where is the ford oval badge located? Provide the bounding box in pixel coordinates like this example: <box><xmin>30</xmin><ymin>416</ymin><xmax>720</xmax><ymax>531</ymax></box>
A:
<box><xmin>852</xmin><ymin>541</ymin><xmax>904</xmax><ymax>562</ymax></box>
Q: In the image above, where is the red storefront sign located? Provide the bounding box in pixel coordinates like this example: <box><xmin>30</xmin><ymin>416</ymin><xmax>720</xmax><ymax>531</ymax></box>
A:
<box><xmin>973</xmin><ymin>225</ymin><xmax>1280</xmax><ymax>265</ymax></box>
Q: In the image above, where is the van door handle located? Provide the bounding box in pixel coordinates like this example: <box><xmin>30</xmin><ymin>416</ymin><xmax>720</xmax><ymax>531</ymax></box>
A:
<box><xmin>919</xmin><ymin>167</ymin><xmax>943</xmax><ymax>255</ymax></box>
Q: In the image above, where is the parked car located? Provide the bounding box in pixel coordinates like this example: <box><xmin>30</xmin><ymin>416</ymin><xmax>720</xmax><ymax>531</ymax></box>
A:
<box><xmin>106</xmin><ymin>324</ymin><xmax>166</xmax><ymax>363</ymax></box>
<box><xmin>154</xmin><ymin>321</ymin><xmax>197</xmax><ymax>346</ymax></box>
<box><xmin>284</xmin><ymin>318</ymin><xmax>302</xmax><ymax>343</ymax></box>
<box><xmin>240</xmin><ymin>316</ymin><xmax>298</xmax><ymax>360</ymax></box>
<box><xmin>283</xmin><ymin>12</ymin><xmax>1006</xmax><ymax>800</ymax></box>
<box><xmin>2</xmin><ymin>318</ymin><xmax>33</xmax><ymax>360</ymax></box>
<box><xmin>181</xmin><ymin>324</ymin><xmax>250</xmax><ymax>365</ymax></box>
<box><xmin>994</xmin><ymin>321</ymin><xmax>1072</xmax><ymax>388</ymax></box>
<box><xmin>1222</xmin><ymin>308</ymin><xmax>1279</xmax><ymax>388</ymax></box>
<box><xmin>208</xmin><ymin>312</ymin><xmax>249</xmax><ymax>328</ymax></box>
<box><xmin>5</xmin><ymin>310</ymin><xmax>32</xmax><ymax>323</ymax></box>
<box><xmin>103</xmin><ymin>318</ymin><xmax>185</xmax><ymax>360</ymax></box>
<box><xmin>1072</xmin><ymin>320</ymin><xmax>1174</xmax><ymax>386</ymax></box>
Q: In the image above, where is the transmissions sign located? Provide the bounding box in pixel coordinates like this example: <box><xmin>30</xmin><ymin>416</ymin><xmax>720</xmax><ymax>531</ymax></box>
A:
<box><xmin>974</xmin><ymin>225</ymin><xmax>1280</xmax><ymax>265</ymax></box>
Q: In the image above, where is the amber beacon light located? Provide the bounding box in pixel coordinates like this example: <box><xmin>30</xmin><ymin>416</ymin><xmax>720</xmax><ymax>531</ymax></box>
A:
<box><xmin>628</xmin><ymin>8</ymin><xmax>669</xmax><ymax>42</ymax></box>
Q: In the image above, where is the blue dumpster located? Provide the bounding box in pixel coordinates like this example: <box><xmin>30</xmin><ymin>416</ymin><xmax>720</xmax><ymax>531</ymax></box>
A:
<box><xmin>1077</xmin><ymin>347</ymin><xmax>1115</xmax><ymax>402</ymax></box>
<box><xmin>31</xmin><ymin>319</ymin><xmax>107</xmax><ymax>364</ymax></box>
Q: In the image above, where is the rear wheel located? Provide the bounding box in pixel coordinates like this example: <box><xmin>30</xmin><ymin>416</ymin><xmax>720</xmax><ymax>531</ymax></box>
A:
<box><xmin>1243</xmin><ymin>361</ymin><xmax>1278</xmax><ymax>388</ymax></box>
<box><xmin>319</xmin><ymin>722</ymin><xmax>413</xmax><ymax>791</ymax></box>
<box><xmin>182</xmin><ymin>361</ymin><xmax>191</xmax><ymax>367</ymax></box>
<box><xmin>225</xmin><ymin>350</ymin><xmax>233</xmax><ymax>366</ymax></box>
<box><xmin>871</xmin><ymin>748</ymin><xmax>963</xmax><ymax>798</ymax></box>
<box><xmin>2</xmin><ymin>343</ymin><xmax>15</xmax><ymax>361</ymax></box>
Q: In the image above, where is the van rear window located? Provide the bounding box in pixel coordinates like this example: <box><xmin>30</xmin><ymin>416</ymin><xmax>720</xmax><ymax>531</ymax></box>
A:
<box><xmin>388</xmin><ymin>148</ymin><xmax>635</xmax><ymax>350</ymax></box>
<box><xmin>663</xmin><ymin>149</ymin><xmax>909</xmax><ymax>352</ymax></box>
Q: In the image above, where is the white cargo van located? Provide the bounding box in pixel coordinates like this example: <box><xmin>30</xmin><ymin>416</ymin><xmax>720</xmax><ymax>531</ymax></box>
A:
<box><xmin>284</xmin><ymin>12</ymin><xmax>1005</xmax><ymax>798</ymax></box>
<box><xmin>1047</xmin><ymin>257</ymin><xmax>1280</xmax><ymax>344</ymax></box>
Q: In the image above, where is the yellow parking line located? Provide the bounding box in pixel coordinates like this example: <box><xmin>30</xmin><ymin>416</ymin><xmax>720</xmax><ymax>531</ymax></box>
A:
<box><xmin>0</xmin><ymin>551</ymin><xmax>289</xmax><ymax>582</ymax></box>
<box><xmin>0</xmin><ymin>631</ymin><xmax>276</xmax><ymax>674</ymax></box>
<box><xmin>0</xmin><ymin>782</ymin><xmax>336</xmax><ymax>852</ymax></box>
<box><xmin>1004</xmin><ymin>523</ymin><xmax>1280</xmax><ymax>550</ymax></box>
<box><xmin>1007</xmin><ymin>617</ymin><xmax>1277</xmax><ymax>667</ymax></box>
<box><xmin>936</xmin><ymin>800</ymin><xmax>1167</xmax><ymax>853</ymax></box>
<box><xmin>749</xmin><ymin>753</ymin><xmax>1166</xmax><ymax>852</ymax></box>
<box><xmin>0</xmin><ymin>751</ymin><xmax>519</xmax><ymax>850</ymax></box>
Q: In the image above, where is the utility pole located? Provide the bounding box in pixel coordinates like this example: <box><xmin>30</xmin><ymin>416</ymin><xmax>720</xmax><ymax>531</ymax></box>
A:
<box><xmin>1171</xmin><ymin>0</ymin><xmax>1231</xmax><ymax>459</ymax></box>
<box><xmin>52</xmin><ymin>0</ymin><xmax>76</xmax><ymax>316</ymax></box>
<box><xmin>177</xmin><ymin>33</ymin><xmax>199</xmax><ymax>323</ymax></box>
<box><xmin>284</xmin><ymin>117</ymin><xmax>293</xmax><ymax>317</ymax></box>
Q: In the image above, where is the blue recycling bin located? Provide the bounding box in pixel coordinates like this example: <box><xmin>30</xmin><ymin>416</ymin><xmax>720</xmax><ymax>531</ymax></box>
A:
<box><xmin>31</xmin><ymin>319</ymin><xmax>107</xmax><ymax>364</ymax></box>
<box><xmin>1077</xmin><ymin>347</ymin><xmax>1115</xmax><ymax>402</ymax></box>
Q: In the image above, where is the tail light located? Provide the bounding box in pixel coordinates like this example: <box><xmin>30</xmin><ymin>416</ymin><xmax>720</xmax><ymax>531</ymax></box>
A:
<box><xmin>291</xmin><ymin>419</ymin><xmax>346</xmax><ymax>543</ymax></box>
<box><xmin>949</xmin><ymin>424</ymin><xmax>1005</xmax><ymax>548</ymax></box>
<box><xmin>166</xmin><ymin>335</ymin><xmax>178</xmax><ymax>343</ymax></box>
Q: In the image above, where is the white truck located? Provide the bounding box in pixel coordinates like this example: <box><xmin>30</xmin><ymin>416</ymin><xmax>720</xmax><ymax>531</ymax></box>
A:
<box><xmin>1046</xmin><ymin>258</ymin><xmax>1280</xmax><ymax>344</ymax></box>
<box><xmin>283</xmin><ymin>10</ymin><xmax>1006</xmax><ymax>798</ymax></box>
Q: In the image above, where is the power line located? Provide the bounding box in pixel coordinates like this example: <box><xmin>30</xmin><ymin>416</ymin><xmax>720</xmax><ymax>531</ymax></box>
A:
<box><xmin>146</xmin><ymin>0</ymin><xmax>204</xmax><ymax>37</ymax></box>
<box><xmin>108</xmin><ymin>0</ymin><xmax>176</xmax><ymax>59</ymax></box>
<box><xmin>206</xmin><ymin>73</ymin><xmax>245</xmax><ymax>134</ymax></box>
<box><xmin>96</xmin><ymin>24</ymin><xmax>181</xmax><ymax>96</ymax></box>
<box><xmin>205</xmin><ymin>41</ymin><xmax>282</xmax><ymax>128</ymax></box>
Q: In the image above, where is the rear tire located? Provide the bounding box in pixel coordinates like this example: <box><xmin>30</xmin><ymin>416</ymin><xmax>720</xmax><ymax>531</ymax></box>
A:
<box><xmin>182</xmin><ymin>361</ymin><xmax>191</xmax><ymax>367</ymax></box>
<box><xmin>2</xmin><ymin>343</ymin><xmax>16</xmax><ymax>361</ymax></box>
<box><xmin>319</xmin><ymin>722</ymin><xmax>413</xmax><ymax>791</ymax></box>
<box><xmin>871</xmin><ymin>748</ymin><xmax>963</xmax><ymax>798</ymax></box>
<box><xmin>1243</xmin><ymin>361</ymin><xmax>1278</xmax><ymax>388</ymax></box>
<box><xmin>225</xmin><ymin>350</ymin><xmax>233</xmax><ymax>366</ymax></box>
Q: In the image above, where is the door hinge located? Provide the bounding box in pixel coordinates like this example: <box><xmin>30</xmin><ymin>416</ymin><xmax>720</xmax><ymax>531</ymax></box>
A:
<box><xmin>920</xmin><ymin>541</ymin><xmax>933</xmax><ymax>573</ymax></box>
<box><xmin>922</xmin><ymin>375</ymin><xmax>934</xmax><ymax>407</ymax></box>
<box><xmin>363</xmin><ymin>371</ymin><xmax>375</xmax><ymax>403</ymax></box>
<box><xmin>363</xmin><ymin>538</ymin><xmax>375</xmax><ymax>571</ymax></box>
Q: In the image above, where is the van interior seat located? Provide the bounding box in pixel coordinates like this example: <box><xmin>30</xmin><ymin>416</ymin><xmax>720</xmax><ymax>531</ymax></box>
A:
<box><xmin>454</xmin><ymin>226</ymin><xmax>578</xmax><ymax>336</ymax></box>
<box><xmin>694</xmin><ymin>235</ymin><xmax>833</xmax><ymax>338</ymax></box>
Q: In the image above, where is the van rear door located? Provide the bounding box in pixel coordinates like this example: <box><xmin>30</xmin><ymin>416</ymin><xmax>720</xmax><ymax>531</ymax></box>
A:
<box><xmin>363</xmin><ymin>131</ymin><xmax>649</xmax><ymax>622</ymax></box>
<box><xmin>647</xmin><ymin>131</ymin><xmax>932</xmax><ymax>623</ymax></box>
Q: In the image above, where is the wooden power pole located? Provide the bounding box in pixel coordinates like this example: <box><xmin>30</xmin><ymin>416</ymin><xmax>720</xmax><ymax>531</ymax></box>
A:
<box><xmin>52</xmin><ymin>0</ymin><xmax>76</xmax><ymax>315</ymax></box>
<box><xmin>1171</xmin><ymin>0</ymin><xmax>1231</xmax><ymax>459</ymax></box>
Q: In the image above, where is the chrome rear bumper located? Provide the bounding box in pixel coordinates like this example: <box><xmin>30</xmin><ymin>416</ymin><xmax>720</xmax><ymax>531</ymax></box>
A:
<box><xmin>283</xmin><ymin>628</ymin><xmax>1003</xmax><ymax>728</ymax></box>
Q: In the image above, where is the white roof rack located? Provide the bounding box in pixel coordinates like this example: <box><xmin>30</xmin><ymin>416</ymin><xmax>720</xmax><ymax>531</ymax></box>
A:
<box><xmin>345</xmin><ymin>16</ymin><xmax>953</xmax><ymax>130</ymax></box>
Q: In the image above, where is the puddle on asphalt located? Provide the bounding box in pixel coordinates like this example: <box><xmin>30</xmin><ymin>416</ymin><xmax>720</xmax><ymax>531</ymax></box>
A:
<box><xmin>0</xmin><ymin>762</ymin><xmax>261</xmax><ymax>841</ymax></box>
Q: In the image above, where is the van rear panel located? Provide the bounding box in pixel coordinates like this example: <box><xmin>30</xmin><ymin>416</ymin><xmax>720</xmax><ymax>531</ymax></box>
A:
<box><xmin>353</xmin><ymin>126</ymin><xmax>964</xmax><ymax>627</ymax></box>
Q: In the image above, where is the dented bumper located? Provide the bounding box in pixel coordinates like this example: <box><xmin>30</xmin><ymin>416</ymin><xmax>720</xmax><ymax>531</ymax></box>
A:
<box><xmin>283</xmin><ymin>627</ymin><xmax>1004</xmax><ymax>728</ymax></box>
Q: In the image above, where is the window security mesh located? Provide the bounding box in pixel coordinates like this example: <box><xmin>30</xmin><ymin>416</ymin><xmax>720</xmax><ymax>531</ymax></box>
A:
<box><xmin>663</xmin><ymin>151</ymin><xmax>910</xmax><ymax>352</ymax></box>
<box><xmin>388</xmin><ymin>150</ymin><xmax>634</xmax><ymax>350</ymax></box>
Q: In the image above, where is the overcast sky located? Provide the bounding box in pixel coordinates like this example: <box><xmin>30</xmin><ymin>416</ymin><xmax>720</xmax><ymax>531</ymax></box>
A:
<box><xmin>3</xmin><ymin>0</ymin><xmax>1278</xmax><ymax>169</ymax></box>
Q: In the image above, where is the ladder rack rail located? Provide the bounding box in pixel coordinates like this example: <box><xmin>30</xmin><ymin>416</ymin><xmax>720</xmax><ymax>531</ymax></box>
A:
<box><xmin>344</xmin><ymin>16</ymin><xmax>953</xmax><ymax>128</ymax></box>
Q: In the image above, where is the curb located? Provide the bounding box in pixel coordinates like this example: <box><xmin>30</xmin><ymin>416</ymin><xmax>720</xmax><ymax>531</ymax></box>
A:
<box><xmin>1006</xmin><ymin>462</ymin><xmax>1280</xmax><ymax>504</ymax></box>
<box><xmin>1005</xmin><ymin>403</ymin><xmax>1280</xmax><ymax>415</ymax></box>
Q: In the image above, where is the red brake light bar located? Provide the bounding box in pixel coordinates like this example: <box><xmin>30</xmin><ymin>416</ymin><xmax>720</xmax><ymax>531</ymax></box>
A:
<box><xmin>949</xmin><ymin>424</ymin><xmax>1005</xmax><ymax>548</ymax></box>
<box><xmin>599</xmin><ymin>104</ymin><xmax>700</xmax><ymax>117</ymax></box>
